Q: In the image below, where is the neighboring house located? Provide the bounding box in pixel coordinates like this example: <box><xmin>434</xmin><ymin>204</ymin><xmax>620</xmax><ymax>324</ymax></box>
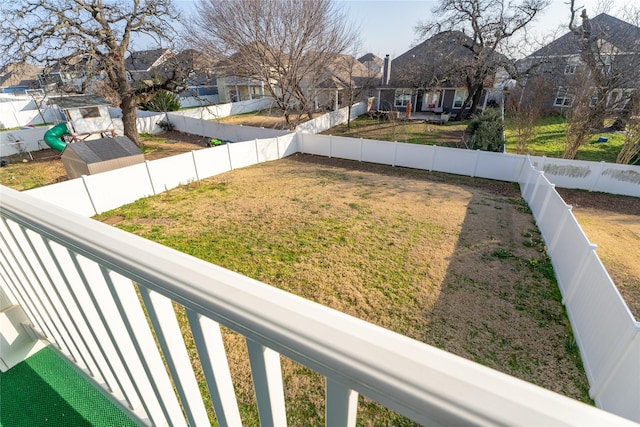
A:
<box><xmin>38</xmin><ymin>57</ymin><xmax>89</xmax><ymax>93</ymax></box>
<box><xmin>124</xmin><ymin>48</ymin><xmax>174</xmax><ymax>84</ymax></box>
<box><xmin>310</xmin><ymin>54</ymin><xmax>379</xmax><ymax>111</ymax></box>
<box><xmin>377</xmin><ymin>31</ymin><xmax>496</xmax><ymax>114</ymax></box>
<box><xmin>125</xmin><ymin>48</ymin><xmax>218</xmax><ymax>105</ymax></box>
<box><xmin>517</xmin><ymin>13</ymin><xmax>640</xmax><ymax>113</ymax></box>
<box><xmin>0</xmin><ymin>63</ymin><xmax>43</xmax><ymax>94</ymax></box>
<box><xmin>358</xmin><ymin>53</ymin><xmax>384</xmax><ymax>80</ymax></box>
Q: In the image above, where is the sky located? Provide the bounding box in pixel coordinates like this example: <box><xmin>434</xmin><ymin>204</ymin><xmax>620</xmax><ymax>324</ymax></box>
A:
<box><xmin>339</xmin><ymin>0</ymin><xmax>611</xmax><ymax>58</ymax></box>
<box><xmin>165</xmin><ymin>0</ymin><xmax>612</xmax><ymax>59</ymax></box>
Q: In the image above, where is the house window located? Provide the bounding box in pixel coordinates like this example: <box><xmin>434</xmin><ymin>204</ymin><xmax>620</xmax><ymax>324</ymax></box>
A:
<box><xmin>554</xmin><ymin>87</ymin><xmax>573</xmax><ymax>107</ymax></box>
<box><xmin>394</xmin><ymin>89</ymin><xmax>412</xmax><ymax>107</ymax></box>
<box><xmin>79</xmin><ymin>107</ymin><xmax>100</xmax><ymax>118</ymax></box>
<box><xmin>564</xmin><ymin>56</ymin><xmax>581</xmax><ymax>75</ymax></box>
<box><xmin>608</xmin><ymin>89</ymin><xmax>631</xmax><ymax>110</ymax></box>
<box><xmin>601</xmin><ymin>56</ymin><xmax>612</xmax><ymax>75</ymax></box>
<box><xmin>453</xmin><ymin>90</ymin><xmax>468</xmax><ymax>109</ymax></box>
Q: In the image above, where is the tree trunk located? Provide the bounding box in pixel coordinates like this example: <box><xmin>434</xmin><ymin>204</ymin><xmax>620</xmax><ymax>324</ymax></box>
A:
<box><xmin>466</xmin><ymin>85</ymin><xmax>484</xmax><ymax>117</ymax></box>
<box><xmin>121</xmin><ymin>94</ymin><xmax>141</xmax><ymax>146</ymax></box>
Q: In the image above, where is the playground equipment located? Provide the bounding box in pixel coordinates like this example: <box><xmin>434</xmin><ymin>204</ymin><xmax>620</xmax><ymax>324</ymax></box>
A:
<box><xmin>43</xmin><ymin>122</ymin><xmax>70</xmax><ymax>152</ymax></box>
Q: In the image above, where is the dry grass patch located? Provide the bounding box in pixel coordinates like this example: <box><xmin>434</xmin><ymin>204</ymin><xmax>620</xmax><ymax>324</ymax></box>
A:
<box><xmin>213</xmin><ymin>108</ymin><xmax>324</xmax><ymax>130</ymax></box>
<box><xmin>322</xmin><ymin>116</ymin><xmax>467</xmax><ymax>146</ymax></box>
<box><xmin>97</xmin><ymin>155</ymin><xmax>592</xmax><ymax>425</ymax></box>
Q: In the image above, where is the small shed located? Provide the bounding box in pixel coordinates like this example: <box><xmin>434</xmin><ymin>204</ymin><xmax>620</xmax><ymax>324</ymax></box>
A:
<box><xmin>61</xmin><ymin>136</ymin><xmax>144</xmax><ymax>179</ymax></box>
<box><xmin>48</xmin><ymin>94</ymin><xmax>115</xmax><ymax>138</ymax></box>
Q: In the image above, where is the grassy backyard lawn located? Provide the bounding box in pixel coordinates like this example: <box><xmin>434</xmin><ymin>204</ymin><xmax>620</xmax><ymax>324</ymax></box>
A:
<box><xmin>326</xmin><ymin>114</ymin><xmax>631</xmax><ymax>164</ymax></box>
<box><xmin>95</xmin><ymin>155</ymin><xmax>591</xmax><ymax>426</ymax></box>
<box><xmin>503</xmin><ymin>114</ymin><xmax>629</xmax><ymax>163</ymax></box>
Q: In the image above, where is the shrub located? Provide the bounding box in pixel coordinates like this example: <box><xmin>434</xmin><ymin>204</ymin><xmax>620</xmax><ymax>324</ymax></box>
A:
<box><xmin>465</xmin><ymin>108</ymin><xmax>504</xmax><ymax>152</ymax></box>
<box><xmin>141</xmin><ymin>90</ymin><xmax>181</xmax><ymax>112</ymax></box>
<box><xmin>157</xmin><ymin>120</ymin><xmax>175</xmax><ymax>132</ymax></box>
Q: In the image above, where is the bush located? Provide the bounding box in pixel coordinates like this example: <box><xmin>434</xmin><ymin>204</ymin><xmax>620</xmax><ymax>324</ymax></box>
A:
<box><xmin>141</xmin><ymin>90</ymin><xmax>181</xmax><ymax>112</ymax></box>
<box><xmin>465</xmin><ymin>108</ymin><xmax>504</xmax><ymax>152</ymax></box>
<box><xmin>157</xmin><ymin>120</ymin><xmax>175</xmax><ymax>132</ymax></box>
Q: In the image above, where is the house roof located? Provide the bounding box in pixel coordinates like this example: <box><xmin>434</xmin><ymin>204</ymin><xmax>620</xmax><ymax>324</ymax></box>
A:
<box><xmin>48</xmin><ymin>94</ymin><xmax>112</xmax><ymax>109</ymax></box>
<box><xmin>315</xmin><ymin>54</ymin><xmax>374</xmax><ymax>89</ymax></box>
<box><xmin>388</xmin><ymin>31</ymin><xmax>477</xmax><ymax>88</ymax></box>
<box><xmin>0</xmin><ymin>63</ymin><xmax>43</xmax><ymax>88</ymax></box>
<box><xmin>125</xmin><ymin>48</ymin><xmax>171</xmax><ymax>72</ymax></box>
<box><xmin>358</xmin><ymin>53</ymin><xmax>383</xmax><ymax>65</ymax></box>
<box><xmin>528</xmin><ymin>13</ymin><xmax>640</xmax><ymax>58</ymax></box>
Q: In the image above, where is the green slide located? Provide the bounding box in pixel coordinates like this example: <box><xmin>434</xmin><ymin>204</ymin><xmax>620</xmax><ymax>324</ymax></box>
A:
<box><xmin>43</xmin><ymin>122</ymin><xmax>70</xmax><ymax>152</ymax></box>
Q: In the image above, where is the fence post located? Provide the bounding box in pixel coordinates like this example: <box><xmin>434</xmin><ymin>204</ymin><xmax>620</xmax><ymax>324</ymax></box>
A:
<box><xmin>534</xmin><ymin>183</ymin><xmax>555</xmax><ymax>226</ymax></box>
<box><xmin>329</xmin><ymin>135</ymin><xmax>333</xmax><ymax>158</ymax></box>
<box><xmin>255</xmin><ymin>139</ymin><xmax>260</xmax><ymax>164</ymax></box>
<box><xmin>392</xmin><ymin>141</ymin><xmax>398</xmax><ymax>167</ymax></box>
<box><xmin>589</xmin><ymin>161</ymin><xmax>606</xmax><ymax>192</ymax></box>
<box><xmin>359</xmin><ymin>138</ymin><xmax>363</xmax><ymax>162</ymax></box>
<box><xmin>80</xmin><ymin>175</ymin><xmax>99</xmax><ymax>216</ymax></box>
<box><xmin>430</xmin><ymin>145</ymin><xmax>436</xmax><ymax>172</ymax></box>
<box><xmin>191</xmin><ymin>151</ymin><xmax>200</xmax><ymax>182</ymax></box>
<box><xmin>529</xmin><ymin>170</ymin><xmax>548</xmax><ymax>216</ymax></box>
<box><xmin>227</xmin><ymin>142</ymin><xmax>234</xmax><ymax>170</ymax></box>
<box><xmin>547</xmin><ymin>206</ymin><xmax>572</xmax><ymax>256</ymax></box>
<box><xmin>144</xmin><ymin>160</ymin><xmax>157</xmax><ymax>195</ymax></box>
<box><xmin>472</xmin><ymin>150</ymin><xmax>481</xmax><ymax>178</ymax></box>
<box><xmin>275</xmin><ymin>136</ymin><xmax>280</xmax><ymax>159</ymax></box>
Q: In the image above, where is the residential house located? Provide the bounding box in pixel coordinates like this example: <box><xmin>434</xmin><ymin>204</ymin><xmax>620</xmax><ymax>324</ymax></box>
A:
<box><xmin>310</xmin><ymin>53</ymin><xmax>379</xmax><ymax>111</ymax></box>
<box><xmin>124</xmin><ymin>48</ymin><xmax>175</xmax><ymax>85</ymax></box>
<box><xmin>377</xmin><ymin>31</ymin><xmax>497</xmax><ymax>115</ymax></box>
<box><xmin>38</xmin><ymin>57</ymin><xmax>90</xmax><ymax>93</ymax></box>
<box><xmin>0</xmin><ymin>63</ymin><xmax>43</xmax><ymax>95</ymax></box>
<box><xmin>358</xmin><ymin>53</ymin><xmax>384</xmax><ymax>80</ymax></box>
<box><xmin>517</xmin><ymin>13</ymin><xmax>640</xmax><ymax>113</ymax></box>
<box><xmin>125</xmin><ymin>48</ymin><xmax>219</xmax><ymax>106</ymax></box>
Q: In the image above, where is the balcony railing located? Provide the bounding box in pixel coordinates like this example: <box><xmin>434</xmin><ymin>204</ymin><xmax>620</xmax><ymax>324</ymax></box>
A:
<box><xmin>1</xmin><ymin>181</ymin><xmax>634</xmax><ymax>425</ymax></box>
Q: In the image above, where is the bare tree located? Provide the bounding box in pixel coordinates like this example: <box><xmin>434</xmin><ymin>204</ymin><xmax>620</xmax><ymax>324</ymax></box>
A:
<box><xmin>188</xmin><ymin>0</ymin><xmax>357</xmax><ymax>130</ymax></box>
<box><xmin>415</xmin><ymin>0</ymin><xmax>549</xmax><ymax>120</ymax></box>
<box><xmin>506</xmin><ymin>76</ymin><xmax>554</xmax><ymax>154</ymax></box>
<box><xmin>329</xmin><ymin>50</ymin><xmax>378</xmax><ymax>128</ymax></box>
<box><xmin>0</xmin><ymin>0</ymin><xmax>183</xmax><ymax>145</ymax></box>
<box><xmin>616</xmin><ymin>97</ymin><xmax>640</xmax><ymax>164</ymax></box>
<box><xmin>560</xmin><ymin>3</ymin><xmax>640</xmax><ymax>159</ymax></box>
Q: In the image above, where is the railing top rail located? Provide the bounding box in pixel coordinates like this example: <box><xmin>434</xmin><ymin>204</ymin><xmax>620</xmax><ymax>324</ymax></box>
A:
<box><xmin>0</xmin><ymin>184</ymin><xmax>634</xmax><ymax>426</ymax></box>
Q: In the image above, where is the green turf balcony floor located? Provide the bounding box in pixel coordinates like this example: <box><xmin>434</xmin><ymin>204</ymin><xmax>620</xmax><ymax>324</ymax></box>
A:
<box><xmin>0</xmin><ymin>346</ymin><xmax>137</xmax><ymax>427</ymax></box>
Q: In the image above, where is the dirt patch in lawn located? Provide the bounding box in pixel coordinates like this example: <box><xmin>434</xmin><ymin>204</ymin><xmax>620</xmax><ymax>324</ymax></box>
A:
<box><xmin>98</xmin><ymin>154</ymin><xmax>595</xmax><ymax>424</ymax></box>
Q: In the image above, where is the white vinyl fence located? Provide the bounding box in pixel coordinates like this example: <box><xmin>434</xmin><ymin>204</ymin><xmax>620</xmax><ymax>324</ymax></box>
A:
<box><xmin>5</xmin><ymin>121</ymin><xmax>640</xmax><ymax>422</ymax></box>
<box><xmin>25</xmin><ymin>134</ymin><xmax>297</xmax><ymax>215</ymax></box>
<box><xmin>520</xmin><ymin>162</ymin><xmax>640</xmax><ymax>421</ymax></box>
<box><xmin>295</xmin><ymin>100</ymin><xmax>369</xmax><ymax>134</ymax></box>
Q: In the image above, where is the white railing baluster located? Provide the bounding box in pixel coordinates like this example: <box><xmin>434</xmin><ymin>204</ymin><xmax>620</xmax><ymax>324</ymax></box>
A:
<box><xmin>246</xmin><ymin>338</ymin><xmax>287</xmax><ymax>427</ymax></box>
<box><xmin>0</xmin><ymin>219</ymin><xmax>61</xmax><ymax>344</ymax></box>
<box><xmin>49</xmin><ymin>243</ymin><xmax>136</xmax><ymax>406</ymax></box>
<box><xmin>326</xmin><ymin>379</ymin><xmax>358</xmax><ymax>427</ymax></box>
<box><xmin>139</xmin><ymin>286</ymin><xmax>211</xmax><ymax>426</ymax></box>
<box><xmin>19</xmin><ymin>226</ymin><xmax>87</xmax><ymax>365</ymax></box>
<box><xmin>187</xmin><ymin>308</ymin><xmax>242</xmax><ymax>427</ymax></box>
<box><xmin>102</xmin><ymin>269</ymin><xmax>187</xmax><ymax>426</ymax></box>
